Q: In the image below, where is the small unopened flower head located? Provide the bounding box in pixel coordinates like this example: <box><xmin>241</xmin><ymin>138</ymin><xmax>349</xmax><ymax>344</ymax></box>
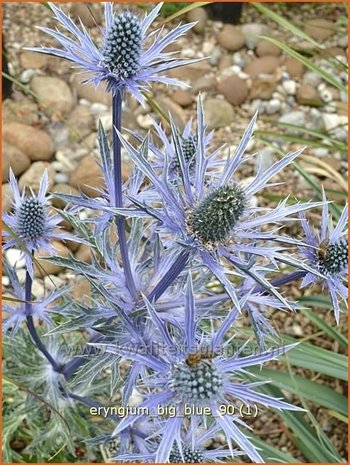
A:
<box><xmin>101</xmin><ymin>12</ymin><xmax>141</xmax><ymax>79</ymax></box>
<box><xmin>169</xmin><ymin>444</ymin><xmax>204</xmax><ymax>463</ymax></box>
<box><xmin>318</xmin><ymin>239</ymin><xmax>348</xmax><ymax>276</ymax></box>
<box><xmin>2</xmin><ymin>169</ymin><xmax>79</xmax><ymax>277</ymax></box>
<box><xmin>171</xmin><ymin>135</ymin><xmax>198</xmax><ymax>174</ymax></box>
<box><xmin>188</xmin><ymin>186</ymin><xmax>246</xmax><ymax>245</ymax></box>
<box><xmin>17</xmin><ymin>197</ymin><xmax>46</xmax><ymax>241</ymax></box>
<box><xmin>171</xmin><ymin>359</ymin><xmax>223</xmax><ymax>404</ymax></box>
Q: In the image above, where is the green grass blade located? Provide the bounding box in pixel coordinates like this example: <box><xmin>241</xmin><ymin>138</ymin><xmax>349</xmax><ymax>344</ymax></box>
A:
<box><xmin>162</xmin><ymin>2</ymin><xmax>211</xmax><ymax>22</ymax></box>
<box><xmin>251</xmin><ymin>2</ymin><xmax>321</xmax><ymax>48</ymax></box>
<box><xmin>259</xmin><ymin>36</ymin><xmax>347</xmax><ymax>93</ymax></box>
<box><xmin>300</xmin><ymin>307</ymin><xmax>348</xmax><ymax>349</ymax></box>
<box><xmin>247</xmin><ymin>367</ymin><xmax>348</xmax><ymax>416</ymax></box>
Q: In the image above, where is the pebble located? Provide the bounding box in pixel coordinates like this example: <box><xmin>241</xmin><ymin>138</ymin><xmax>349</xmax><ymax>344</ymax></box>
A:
<box><xmin>67</xmin><ymin>105</ymin><xmax>95</xmax><ymax>139</ymax></box>
<box><xmin>321</xmin><ymin>113</ymin><xmax>341</xmax><ymax>131</ymax></box>
<box><xmin>282</xmin><ymin>79</ymin><xmax>297</xmax><ymax>95</ymax></box>
<box><xmin>19</xmin><ymin>162</ymin><xmax>56</xmax><ymax>193</ymax></box>
<box><xmin>20</xmin><ymin>51</ymin><xmax>48</xmax><ymax>69</ymax></box>
<box><xmin>244</xmin><ymin>56</ymin><xmax>280</xmax><ymax>78</ymax></box>
<box><xmin>279</xmin><ymin>111</ymin><xmax>305</xmax><ymax>131</ymax></box>
<box><xmin>172</xmin><ymin>90</ymin><xmax>194</xmax><ymax>108</ymax></box>
<box><xmin>71</xmin><ymin>73</ymin><xmax>112</xmax><ymax>106</ymax></box>
<box><xmin>69</xmin><ymin>156</ymin><xmax>105</xmax><ymax>197</ymax></box>
<box><xmin>69</xmin><ymin>3</ymin><xmax>102</xmax><ymax>28</ymax></box>
<box><xmin>3</xmin><ymin>99</ymin><xmax>39</xmax><ymax>125</ymax></box>
<box><xmin>232</xmin><ymin>52</ymin><xmax>245</xmax><ymax>68</ymax></box>
<box><xmin>241</xmin><ymin>23</ymin><xmax>268</xmax><ymax>49</ymax></box>
<box><xmin>296</xmin><ymin>84</ymin><xmax>322</xmax><ymax>106</ymax></box>
<box><xmin>35</xmin><ymin>242</ymin><xmax>70</xmax><ymax>277</ymax></box>
<box><xmin>51</xmin><ymin>184</ymin><xmax>80</xmax><ymax>209</ymax></box>
<box><xmin>284</xmin><ymin>57</ymin><xmax>305</xmax><ymax>78</ymax></box>
<box><xmin>54</xmin><ymin>173</ymin><xmax>69</xmax><ymax>184</ymax></box>
<box><xmin>2</xmin><ymin>276</ymin><xmax>10</xmax><ymax>287</ymax></box>
<box><xmin>249</xmin><ymin>77</ymin><xmax>276</xmax><ymax>100</ymax></box>
<box><xmin>217</xmin><ymin>76</ymin><xmax>248</xmax><ymax>106</ymax></box>
<box><xmin>266</xmin><ymin>98</ymin><xmax>281</xmax><ymax>114</ymax></box>
<box><xmin>208</xmin><ymin>48</ymin><xmax>221</xmax><ymax>66</ymax></box>
<box><xmin>217</xmin><ymin>25</ymin><xmax>245</xmax><ymax>52</ymax></box>
<box><xmin>187</xmin><ymin>7</ymin><xmax>208</xmax><ymax>34</ymax></box>
<box><xmin>2</xmin><ymin>142</ymin><xmax>31</xmax><ymax>182</ymax></box>
<box><xmin>5</xmin><ymin>249</ymin><xmax>26</xmax><ymax>269</ymax></box>
<box><xmin>256</xmin><ymin>40</ymin><xmax>281</xmax><ymax>57</ymax></box>
<box><xmin>320</xmin><ymin>89</ymin><xmax>333</xmax><ymax>103</ymax></box>
<box><xmin>2</xmin><ymin>183</ymin><xmax>13</xmax><ymax>213</ymax></box>
<box><xmin>98</xmin><ymin>114</ymin><xmax>113</xmax><ymax>132</ymax></box>
<box><xmin>75</xmin><ymin>244</ymin><xmax>92</xmax><ymax>263</ymax></box>
<box><xmin>313</xmin><ymin>148</ymin><xmax>329</xmax><ymax>157</ymax></box>
<box><xmin>338</xmin><ymin>36</ymin><xmax>348</xmax><ymax>48</ymax></box>
<box><xmin>303</xmin><ymin>71</ymin><xmax>322</xmax><ymax>87</ymax></box>
<box><xmin>31</xmin><ymin>76</ymin><xmax>74</xmax><ymax>116</ymax></box>
<box><xmin>3</xmin><ymin>123</ymin><xmax>55</xmax><ymax>161</ymax></box>
<box><xmin>136</xmin><ymin>114</ymin><xmax>153</xmax><ymax>130</ymax></box>
<box><xmin>32</xmin><ymin>280</ymin><xmax>45</xmax><ymax>299</ymax></box>
<box><xmin>20</xmin><ymin>69</ymin><xmax>35</xmax><ymax>84</ymax></box>
<box><xmin>203</xmin><ymin>98</ymin><xmax>234</xmax><ymax>129</ymax></box>
<box><xmin>90</xmin><ymin>103</ymin><xmax>108</xmax><ymax>115</ymax></box>
<box><xmin>202</xmin><ymin>41</ymin><xmax>215</xmax><ymax>55</ymax></box>
<box><xmin>304</xmin><ymin>18</ymin><xmax>336</xmax><ymax>40</ymax></box>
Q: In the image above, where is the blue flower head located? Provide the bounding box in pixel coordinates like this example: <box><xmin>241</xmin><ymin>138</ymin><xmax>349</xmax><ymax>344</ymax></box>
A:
<box><xmin>118</xmin><ymin>99</ymin><xmax>324</xmax><ymax>311</ymax></box>
<box><xmin>299</xmin><ymin>192</ymin><xmax>348</xmax><ymax>323</ymax></box>
<box><xmin>2</xmin><ymin>169</ymin><xmax>75</xmax><ymax>277</ymax></box>
<box><xmin>98</xmin><ymin>275</ymin><xmax>303</xmax><ymax>462</ymax></box>
<box><xmin>30</xmin><ymin>3</ymin><xmax>198</xmax><ymax>102</ymax></box>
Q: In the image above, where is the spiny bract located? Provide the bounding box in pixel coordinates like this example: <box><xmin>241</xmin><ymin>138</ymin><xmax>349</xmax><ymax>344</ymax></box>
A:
<box><xmin>188</xmin><ymin>186</ymin><xmax>245</xmax><ymax>245</ymax></box>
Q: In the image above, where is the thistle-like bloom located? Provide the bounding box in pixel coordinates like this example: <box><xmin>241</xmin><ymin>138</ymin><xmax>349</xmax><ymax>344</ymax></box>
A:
<box><xmin>30</xmin><ymin>3</ymin><xmax>197</xmax><ymax>102</ymax></box>
<box><xmin>2</xmin><ymin>260</ymin><xmax>69</xmax><ymax>336</ymax></box>
<box><xmin>2</xmin><ymin>169</ymin><xmax>75</xmax><ymax>277</ymax></box>
<box><xmin>98</xmin><ymin>276</ymin><xmax>303</xmax><ymax>462</ymax></box>
<box><xmin>116</xmin><ymin>422</ymin><xmax>243</xmax><ymax>462</ymax></box>
<box><xmin>117</xmin><ymin>101</ymin><xmax>323</xmax><ymax>310</ymax></box>
<box><xmin>299</xmin><ymin>195</ymin><xmax>348</xmax><ymax>323</ymax></box>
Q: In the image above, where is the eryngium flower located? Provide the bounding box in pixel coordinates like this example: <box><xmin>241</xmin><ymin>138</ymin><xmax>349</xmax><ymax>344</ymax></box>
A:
<box><xmin>29</xmin><ymin>3</ymin><xmax>198</xmax><ymax>102</ymax></box>
<box><xmin>2</xmin><ymin>169</ymin><xmax>75</xmax><ymax>277</ymax></box>
<box><xmin>117</xmin><ymin>100</ymin><xmax>323</xmax><ymax>310</ymax></box>
<box><xmin>2</xmin><ymin>260</ymin><xmax>69</xmax><ymax>335</ymax></box>
<box><xmin>100</xmin><ymin>276</ymin><xmax>303</xmax><ymax>462</ymax></box>
<box><xmin>299</xmin><ymin>195</ymin><xmax>348</xmax><ymax>323</ymax></box>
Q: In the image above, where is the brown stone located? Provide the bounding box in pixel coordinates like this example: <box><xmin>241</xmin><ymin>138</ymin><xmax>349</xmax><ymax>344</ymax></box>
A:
<box><xmin>244</xmin><ymin>56</ymin><xmax>280</xmax><ymax>78</ymax></box>
<box><xmin>284</xmin><ymin>57</ymin><xmax>305</xmax><ymax>78</ymax></box>
<box><xmin>168</xmin><ymin>62</ymin><xmax>211</xmax><ymax>81</ymax></box>
<box><xmin>51</xmin><ymin>184</ymin><xmax>80</xmax><ymax>209</ymax></box>
<box><xmin>2</xmin><ymin>142</ymin><xmax>30</xmax><ymax>182</ymax></box>
<box><xmin>3</xmin><ymin>99</ymin><xmax>39</xmax><ymax>125</ymax></box>
<box><xmin>217</xmin><ymin>76</ymin><xmax>248</xmax><ymax>106</ymax></box>
<box><xmin>249</xmin><ymin>77</ymin><xmax>276</xmax><ymax>100</ymax></box>
<box><xmin>20</xmin><ymin>51</ymin><xmax>48</xmax><ymax>69</ymax></box>
<box><xmin>172</xmin><ymin>90</ymin><xmax>194</xmax><ymax>108</ymax></box>
<box><xmin>2</xmin><ymin>183</ymin><xmax>13</xmax><ymax>212</ymax></box>
<box><xmin>35</xmin><ymin>241</ymin><xmax>70</xmax><ymax>277</ymax></box>
<box><xmin>31</xmin><ymin>76</ymin><xmax>74</xmax><ymax>117</ymax></box>
<box><xmin>67</xmin><ymin>105</ymin><xmax>95</xmax><ymax>140</ymax></box>
<box><xmin>75</xmin><ymin>244</ymin><xmax>92</xmax><ymax>264</ymax></box>
<box><xmin>71</xmin><ymin>73</ymin><xmax>112</xmax><ymax>106</ymax></box>
<box><xmin>69</xmin><ymin>156</ymin><xmax>105</xmax><ymax>197</ymax></box>
<box><xmin>217</xmin><ymin>25</ymin><xmax>245</xmax><ymax>52</ymax></box>
<box><xmin>187</xmin><ymin>7</ymin><xmax>208</xmax><ymax>34</ymax></box>
<box><xmin>3</xmin><ymin>122</ymin><xmax>55</xmax><ymax>161</ymax></box>
<box><xmin>296</xmin><ymin>84</ymin><xmax>323</xmax><ymax>106</ymax></box>
<box><xmin>304</xmin><ymin>19</ymin><xmax>336</xmax><ymax>41</ymax></box>
<box><xmin>70</xmin><ymin>276</ymin><xmax>92</xmax><ymax>304</ymax></box>
<box><xmin>255</xmin><ymin>40</ymin><xmax>281</xmax><ymax>57</ymax></box>
<box><xmin>69</xmin><ymin>3</ymin><xmax>102</xmax><ymax>28</ymax></box>
<box><xmin>18</xmin><ymin>162</ymin><xmax>55</xmax><ymax>193</ymax></box>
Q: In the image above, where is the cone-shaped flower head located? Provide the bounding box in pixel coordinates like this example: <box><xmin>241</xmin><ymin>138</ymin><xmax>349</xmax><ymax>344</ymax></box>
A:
<box><xmin>299</xmin><ymin>193</ymin><xmax>348</xmax><ymax>323</ymax></box>
<box><xmin>29</xmin><ymin>3</ymin><xmax>198</xmax><ymax>103</ymax></box>
<box><xmin>2</xmin><ymin>169</ymin><xmax>78</xmax><ymax>277</ymax></box>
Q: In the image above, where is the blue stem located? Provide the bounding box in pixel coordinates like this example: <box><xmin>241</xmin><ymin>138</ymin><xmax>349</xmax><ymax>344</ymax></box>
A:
<box><xmin>25</xmin><ymin>270</ymin><xmax>61</xmax><ymax>372</ymax></box>
<box><xmin>113</xmin><ymin>92</ymin><xmax>138</xmax><ymax>301</ymax></box>
<box><xmin>148</xmin><ymin>250</ymin><xmax>190</xmax><ymax>302</ymax></box>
